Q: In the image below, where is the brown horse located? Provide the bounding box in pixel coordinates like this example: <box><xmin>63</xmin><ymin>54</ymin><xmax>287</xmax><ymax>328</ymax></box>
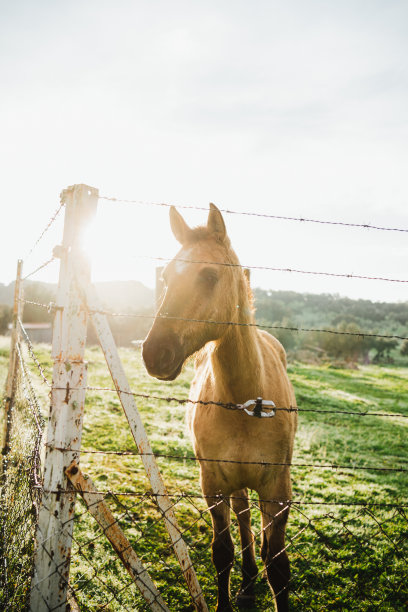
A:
<box><xmin>142</xmin><ymin>204</ymin><xmax>297</xmax><ymax>611</ymax></box>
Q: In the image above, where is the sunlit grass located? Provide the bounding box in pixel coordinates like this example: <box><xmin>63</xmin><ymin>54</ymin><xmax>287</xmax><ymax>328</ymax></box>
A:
<box><xmin>1</xmin><ymin>339</ymin><xmax>407</xmax><ymax>610</ymax></box>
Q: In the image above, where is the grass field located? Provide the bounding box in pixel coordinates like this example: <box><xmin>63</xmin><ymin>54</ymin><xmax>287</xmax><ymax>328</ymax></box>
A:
<box><xmin>1</xmin><ymin>337</ymin><xmax>408</xmax><ymax>611</ymax></box>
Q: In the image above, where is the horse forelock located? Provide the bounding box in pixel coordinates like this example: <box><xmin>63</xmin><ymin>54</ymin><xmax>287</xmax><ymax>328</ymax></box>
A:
<box><xmin>183</xmin><ymin>225</ymin><xmax>231</xmax><ymax>248</ymax></box>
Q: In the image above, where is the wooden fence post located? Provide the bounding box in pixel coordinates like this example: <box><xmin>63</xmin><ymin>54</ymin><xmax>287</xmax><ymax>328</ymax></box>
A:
<box><xmin>30</xmin><ymin>185</ymin><xmax>98</xmax><ymax>612</ymax></box>
<box><xmin>1</xmin><ymin>259</ymin><xmax>24</xmax><ymax>478</ymax></box>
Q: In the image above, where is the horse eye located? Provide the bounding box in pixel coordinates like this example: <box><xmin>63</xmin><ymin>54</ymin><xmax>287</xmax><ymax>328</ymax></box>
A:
<box><xmin>199</xmin><ymin>268</ymin><xmax>218</xmax><ymax>287</ymax></box>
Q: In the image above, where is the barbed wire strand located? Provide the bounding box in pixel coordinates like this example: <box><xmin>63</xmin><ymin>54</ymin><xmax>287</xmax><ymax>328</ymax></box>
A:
<box><xmin>83</xmin><ymin>385</ymin><xmax>408</xmax><ymax>419</ymax></box>
<box><xmin>17</xmin><ymin>298</ymin><xmax>408</xmax><ymax>342</ymax></box>
<box><xmin>141</xmin><ymin>255</ymin><xmax>408</xmax><ymax>284</ymax></box>
<box><xmin>98</xmin><ymin>196</ymin><xmax>408</xmax><ymax>234</ymax></box>
<box><xmin>93</xmin><ymin>310</ymin><xmax>408</xmax><ymax>341</ymax></box>
<box><xmin>36</xmin><ymin>488</ymin><xmax>408</xmax><ymax>508</ymax></box>
<box><xmin>16</xmin><ymin>325</ymin><xmax>407</xmax><ymax>419</ymax></box>
<box><xmin>23</xmin><ymin>256</ymin><xmax>56</xmax><ymax>281</ymax></box>
<box><xmin>25</xmin><ymin>199</ymin><xmax>65</xmax><ymax>260</ymax></box>
<box><xmin>45</xmin><ymin>444</ymin><xmax>408</xmax><ymax>473</ymax></box>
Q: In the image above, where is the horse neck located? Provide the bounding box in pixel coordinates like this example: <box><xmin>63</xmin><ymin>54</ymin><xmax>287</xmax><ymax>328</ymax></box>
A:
<box><xmin>210</xmin><ymin>274</ymin><xmax>262</xmax><ymax>402</ymax></box>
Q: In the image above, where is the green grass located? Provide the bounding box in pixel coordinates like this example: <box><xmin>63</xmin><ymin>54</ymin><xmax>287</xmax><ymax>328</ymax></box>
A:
<box><xmin>1</xmin><ymin>338</ymin><xmax>408</xmax><ymax>611</ymax></box>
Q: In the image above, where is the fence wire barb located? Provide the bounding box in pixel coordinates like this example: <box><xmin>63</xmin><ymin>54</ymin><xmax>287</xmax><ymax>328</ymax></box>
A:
<box><xmin>98</xmin><ymin>195</ymin><xmax>408</xmax><ymax>233</ymax></box>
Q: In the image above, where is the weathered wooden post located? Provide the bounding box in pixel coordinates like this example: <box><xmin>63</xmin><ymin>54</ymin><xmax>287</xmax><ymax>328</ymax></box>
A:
<box><xmin>1</xmin><ymin>259</ymin><xmax>24</xmax><ymax>478</ymax></box>
<box><xmin>30</xmin><ymin>185</ymin><xmax>98</xmax><ymax>611</ymax></box>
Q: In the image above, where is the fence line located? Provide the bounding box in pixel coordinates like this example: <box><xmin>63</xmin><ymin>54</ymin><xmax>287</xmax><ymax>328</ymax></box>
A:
<box><xmin>3</xmin><ymin>184</ymin><xmax>408</xmax><ymax>611</ymax></box>
<box><xmin>99</xmin><ymin>195</ymin><xmax>408</xmax><ymax>233</ymax></box>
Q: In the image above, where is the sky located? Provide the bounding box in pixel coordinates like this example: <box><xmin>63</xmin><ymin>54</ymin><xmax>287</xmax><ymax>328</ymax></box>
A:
<box><xmin>1</xmin><ymin>0</ymin><xmax>407</xmax><ymax>302</ymax></box>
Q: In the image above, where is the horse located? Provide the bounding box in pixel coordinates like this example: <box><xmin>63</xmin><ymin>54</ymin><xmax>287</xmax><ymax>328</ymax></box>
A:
<box><xmin>142</xmin><ymin>204</ymin><xmax>297</xmax><ymax>611</ymax></box>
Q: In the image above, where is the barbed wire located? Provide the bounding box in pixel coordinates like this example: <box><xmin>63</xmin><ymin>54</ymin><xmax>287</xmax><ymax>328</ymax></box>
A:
<box><xmin>23</xmin><ymin>256</ymin><xmax>56</xmax><ymax>281</ymax></box>
<box><xmin>25</xmin><ymin>199</ymin><xmax>65</xmax><ymax>260</ymax></box>
<box><xmin>21</xmin><ymin>297</ymin><xmax>408</xmax><ymax>341</ymax></box>
<box><xmin>95</xmin><ymin>310</ymin><xmax>408</xmax><ymax>341</ymax></box>
<box><xmin>17</xmin><ymin>324</ymin><xmax>407</xmax><ymax>419</ymax></box>
<box><xmin>98</xmin><ymin>196</ymin><xmax>408</xmax><ymax>234</ymax></box>
<box><xmin>142</xmin><ymin>255</ymin><xmax>408</xmax><ymax>284</ymax></box>
<box><xmin>45</xmin><ymin>444</ymin><xmax>408</xmax><ymax>473</ymax></box>
<box><xmin>36</xmin><ymin>488</ymin><xmax>408</xmax><ymax>508</ymax></box>
<box><xmin>83</xmin><ymin>385</ymin><xmax>407</xmax><ymax>419</ymax></box>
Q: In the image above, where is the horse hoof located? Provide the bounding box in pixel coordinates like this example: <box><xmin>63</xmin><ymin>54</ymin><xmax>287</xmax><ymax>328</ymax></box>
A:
<box><xmin>236</xmin><ymin>591</ymin><xmax>256</xmax><ymax>609</ymax></box>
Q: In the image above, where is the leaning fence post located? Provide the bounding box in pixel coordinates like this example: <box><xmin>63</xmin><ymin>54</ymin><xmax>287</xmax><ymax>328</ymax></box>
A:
<box><xmin>1</xmin><ymin>259</ymin><xmax>24</xmax><ymax>478</ymax></box>
<box><xmin>30</xmin><ymin>185</ymin><xmax>98</xmax><ymax>612</ymax></box>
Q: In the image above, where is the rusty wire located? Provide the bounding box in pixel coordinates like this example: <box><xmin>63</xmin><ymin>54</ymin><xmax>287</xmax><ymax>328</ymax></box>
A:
<box><xmin>98</xmin><ymin>195</ymin><xmax>408</xmax><ymax>233</ymax></box>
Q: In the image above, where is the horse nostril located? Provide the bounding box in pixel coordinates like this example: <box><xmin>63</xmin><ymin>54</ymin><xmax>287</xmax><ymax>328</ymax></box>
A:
<box><xmin>158</xmin><ymin>346</ymin><xmax>174</xmax><ymax>370</ymax></box>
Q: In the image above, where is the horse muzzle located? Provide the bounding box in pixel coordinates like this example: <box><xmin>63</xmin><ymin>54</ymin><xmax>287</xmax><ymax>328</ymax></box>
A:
<box><xmin>142</xmin><ymin>333</ymin><xmax>185</xmax><ymax>381</ymax></box>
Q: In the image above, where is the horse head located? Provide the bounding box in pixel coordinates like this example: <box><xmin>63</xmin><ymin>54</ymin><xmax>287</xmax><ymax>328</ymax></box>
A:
<box><xmin>142</xmin><ymin>203</ymin><xmax>250</xmax><ymax>380</ymax></box>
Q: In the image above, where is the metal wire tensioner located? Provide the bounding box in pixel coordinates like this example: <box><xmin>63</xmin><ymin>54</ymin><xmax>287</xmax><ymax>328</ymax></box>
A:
<box><xmin>239</xmin><ymin>397</ymin><xmax>276</xmax><ymax>418</ymax></box>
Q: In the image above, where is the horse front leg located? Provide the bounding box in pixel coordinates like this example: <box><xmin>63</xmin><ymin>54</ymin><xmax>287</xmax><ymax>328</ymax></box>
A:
<box><xmin>259</xmin><ymin>498</ymin><xmax>291</xmax><ymax>612</ymax></box>
<box><xmin>231</xmin><ymin>489</ymin><xmax>258</xmax><ymax>608</ymax></box>
<box><xmin>206</xmin><ymin>495</ymin><xmax>234</xmax><ymax>612</ymax></box>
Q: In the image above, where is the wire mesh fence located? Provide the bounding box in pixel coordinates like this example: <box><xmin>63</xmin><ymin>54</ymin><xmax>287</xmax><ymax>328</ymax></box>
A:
<box><xmin>0</xmin><ymin>343</ymin><xmax>44</xmax><ymax>611</ymax></box>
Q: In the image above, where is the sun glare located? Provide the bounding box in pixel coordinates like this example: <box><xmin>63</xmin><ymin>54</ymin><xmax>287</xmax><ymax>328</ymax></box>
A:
<box><xmin>82</xmin><ymin>203</ymin><xmax>177</xmax><ymax>288</ymax></box>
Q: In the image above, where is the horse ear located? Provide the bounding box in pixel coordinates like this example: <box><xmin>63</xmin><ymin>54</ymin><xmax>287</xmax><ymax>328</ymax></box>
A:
<box><xmin>169</xmin><ymin>206</ymin><xmax>192</xmax><ymax>244</ymax></box>
<box><xmin>207</xmin><ymin>203</ymin><xmax>226</xmax><ymax>242</ymax></box>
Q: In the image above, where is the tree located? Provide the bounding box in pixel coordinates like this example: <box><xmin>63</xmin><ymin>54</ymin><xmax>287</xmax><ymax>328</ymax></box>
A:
<box><xmin>401</xmin><ymin>339</ymin><xmax>408</xmax><ymax>357</ymax></box>
<box><xmin>0</xmin><ymin>305</ymin><xmax>12</xmax><ymax>335</ymax></box>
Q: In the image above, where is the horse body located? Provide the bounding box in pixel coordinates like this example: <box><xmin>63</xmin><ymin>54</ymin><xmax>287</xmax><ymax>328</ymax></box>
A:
<box><xmin>189</xmin><ymin>328</ymin><xmax>296</xmax><ymax>495</ymax></box>
<box><xmin>143</xmin><ymin>204</ymin><xmax>297</xmax><ymax>611</ymax></box>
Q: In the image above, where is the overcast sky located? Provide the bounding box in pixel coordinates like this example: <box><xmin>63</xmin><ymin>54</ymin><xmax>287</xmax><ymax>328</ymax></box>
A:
<box><xmin>1</xmin><ymin>0</ymin><xmax>407</xmax><ymax>302</ymax></box>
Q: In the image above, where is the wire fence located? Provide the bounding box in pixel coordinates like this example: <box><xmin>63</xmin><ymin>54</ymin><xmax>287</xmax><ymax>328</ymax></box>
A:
<box><xmin>1</xmin><ymin>188</ymin><xmax>408</xmax><ymax>610</ymax></box>
<box><xmin>0</xmin><ymin>342</ymin><xmax>44</xmax><ymax>611</ymax></box>
<box><xmin>4</xmin><ymin>320</ymin><xmax>407</xmax><ymax>611</ymax></box>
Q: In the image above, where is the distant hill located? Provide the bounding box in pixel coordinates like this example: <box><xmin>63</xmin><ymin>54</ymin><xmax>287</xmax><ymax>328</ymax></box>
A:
<box><xmin>1</xmin><ymin>281</ymin><xmax>407</xmax><ymax>356</ymax></box>
<box><xmin>253</xmin><ymin>289</ymin><xmax>408</xmax><ymax>337</ymax></box>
